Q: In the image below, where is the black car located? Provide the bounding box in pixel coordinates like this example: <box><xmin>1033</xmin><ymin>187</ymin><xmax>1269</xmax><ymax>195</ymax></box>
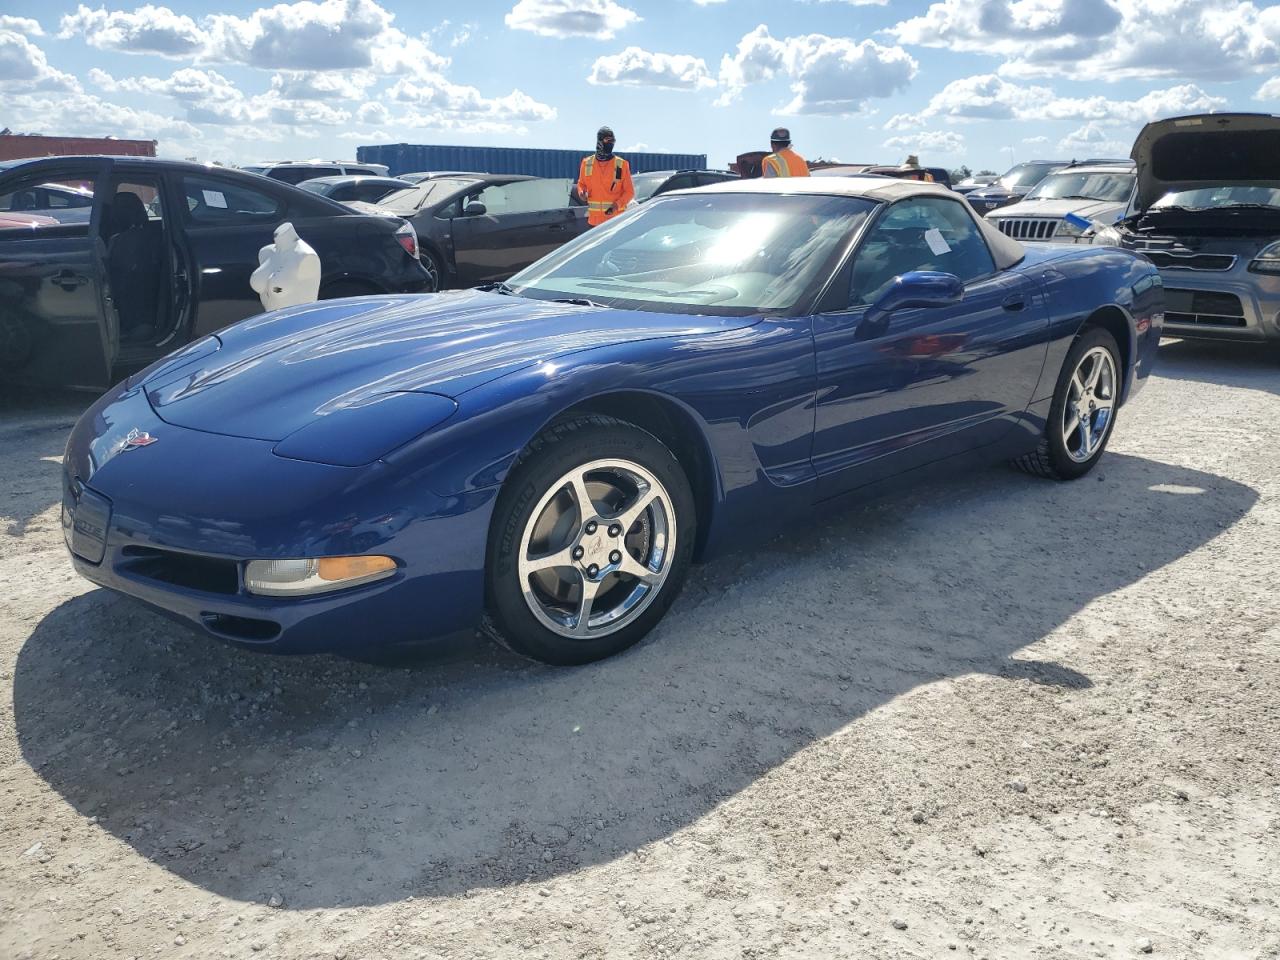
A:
<box><xmin>811</xmin><ymin>164</ymin><xmax>953</xmax><ymax>189</ymax></box>
<box><xmin>632</xmin><ymin>169</ymin><xmax>739</xmax><ymax>202</ymax></box>
<box><xmin>965</xmin><ymin>161</ymin><xmax>1070</xmax><ymax>214</ymax></box>
<box><xmin>298</xmin><ymin>175</ymin><xmax>411</xmax><ymax>204</ymax></box>
<box><xmin>0</xmin><ymin>156</ymin><xmax>433</xmax><ymax>390</ymax></box>
<box><xmin>372</xmin><ymin>174</ymin><xmax>590</xmax><ymax>289</ymax></box>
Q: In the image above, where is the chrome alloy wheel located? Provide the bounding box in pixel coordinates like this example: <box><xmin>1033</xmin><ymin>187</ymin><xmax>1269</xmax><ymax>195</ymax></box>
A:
<box><xmin>517</xmin><ymin>458</ymin><xmax>676</xmax><ymax>640</ymax></box>
<box><xmin>1063</xmin><ymin>345</ymin><xmax>1117</xmax><ymax>463</ymax></box>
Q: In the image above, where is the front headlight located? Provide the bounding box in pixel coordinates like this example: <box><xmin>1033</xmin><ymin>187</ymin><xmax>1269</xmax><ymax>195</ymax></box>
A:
<box><xmin>1056</xmin><ymin>218</ymin><xmax>1087</xmax><ymax>238</ymax></box>
<box><xmin>1249</xmin><ymin>239</ymin><xmax>1280</xmax><ymax>274</ymax></box>
<box><xmin>245</xmin><ymin>556</ymin><xmax>397</xmax><ymax>596</ymax></box>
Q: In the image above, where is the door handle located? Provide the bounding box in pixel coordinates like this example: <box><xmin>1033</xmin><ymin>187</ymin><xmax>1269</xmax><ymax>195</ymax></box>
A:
<box><xmin>1001</xmin><ymin>294</ymin><xmax>1026</xmax><ymax>311</ymax></box>
<box><xmin>548</xmin><ymin>224</ymin><xmax>567</xmax><ymax>232</ymax></box>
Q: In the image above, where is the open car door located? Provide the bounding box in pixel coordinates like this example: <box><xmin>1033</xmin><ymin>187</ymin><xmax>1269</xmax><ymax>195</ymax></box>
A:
<box><xmin>0</xmin><ymin>159</ymin><xmax>117</xmax><ymax>390</ymax></box>
<box><xmin>451</xmin><ymin>179</ymin><xmax>586</xmax><ymax>287</ymax></box>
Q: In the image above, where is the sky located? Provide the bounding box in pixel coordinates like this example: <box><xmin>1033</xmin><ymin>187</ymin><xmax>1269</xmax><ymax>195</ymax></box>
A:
<box><xmin>3</xmin><ymin>0</ymin><xmax>1280</xmax><ymax>172</ymax></box>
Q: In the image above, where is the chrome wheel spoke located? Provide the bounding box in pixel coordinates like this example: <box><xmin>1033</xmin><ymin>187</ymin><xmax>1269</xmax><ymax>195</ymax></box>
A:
<box><xmin>1079</xmin><ymin>414</ymin><xmax>1093</xmax><ymax>454</ymax></box>
<box><xmin>568</xmin><ymin>471</ymin><xmax>597</xmax><ymax>525</ymax></box>
<box><xmin>1071</xmin><ymin>370</ymin><xmax>1087</xmax><ymax>401</ymax></box>
<box><xmin>610</xmin><ymin>486</ymin><xmax>660</xmax><ymax>534</ymax></box>
<box><xmin>571</xmin><ymin>575</ymin><xmax>601</xmax><ymax>636</ymax></box>
<box><xmin>616</xmin><ymin>550</ymin><xmax>661</xmax><ymax>584</ymax></box>
<box><xmin>1063</xmin><ymin>411</ymin><xmax>1080</xmax><ymax>445</ymax></box>
<box><xmin>520</xmin><ymin>546</ymin><xmax>576</xmax><ymax>577</ymax></box>
<box><xmin>1085</xmin><ymin>355</ymin><xmax>1103</xmax><ymax>390</ymax></box>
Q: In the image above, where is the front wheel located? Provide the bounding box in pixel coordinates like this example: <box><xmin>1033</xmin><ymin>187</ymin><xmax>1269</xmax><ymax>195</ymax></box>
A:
<box><xmin>484</xmin><ymin>415</ymin><xmax>696</xmax><ymax>665</ymax></box>
<box><xmin>1013</xmin><ymin>326</ymin><xmax>1122</xmax><ymax>480</ymax></box>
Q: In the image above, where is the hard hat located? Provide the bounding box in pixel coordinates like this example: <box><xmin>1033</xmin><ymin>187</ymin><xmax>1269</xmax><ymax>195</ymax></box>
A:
<box><xmin>770</xmin><ymin>127</ymin><xmax>791</xmax><ymax>144</ymax></box>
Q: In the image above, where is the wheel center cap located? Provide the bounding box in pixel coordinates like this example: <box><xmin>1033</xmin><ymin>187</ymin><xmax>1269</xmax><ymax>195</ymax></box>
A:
<box><xmin>582</xmin><ymin>534</ymin><xmax>608</xmax><ymax>564</ymax></box>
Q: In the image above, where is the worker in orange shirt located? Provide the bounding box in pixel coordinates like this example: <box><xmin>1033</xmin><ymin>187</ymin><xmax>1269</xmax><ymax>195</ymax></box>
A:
<box><xmin>761</xmin><ymin>127</ymin><xmax>809</xmax><ymax>178</ymax></box>
<box><xmin>577</xmin><ymin>125</ymin><xmax>634</xmax><ymax>227</ymax></box>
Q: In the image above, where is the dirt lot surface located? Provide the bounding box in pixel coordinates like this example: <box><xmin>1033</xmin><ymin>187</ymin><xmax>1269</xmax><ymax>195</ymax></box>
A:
<box><xmin>2</xmin><ymin>340</ymin><xmax>1279</xmax><ymax>960</ymax></box>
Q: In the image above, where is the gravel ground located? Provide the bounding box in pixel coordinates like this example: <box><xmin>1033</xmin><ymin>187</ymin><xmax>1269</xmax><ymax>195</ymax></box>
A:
<box><xmin>2</xmin><ymin>339</ymin><xmax>1279</xmax><ymax>960</ymax></box>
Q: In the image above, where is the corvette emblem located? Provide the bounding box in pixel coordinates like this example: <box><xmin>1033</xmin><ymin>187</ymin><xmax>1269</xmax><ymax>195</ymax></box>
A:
<box><xmin>121</xmin><ymin>428</ymin><xmax>158</xmax><ymax>451</ymax></box>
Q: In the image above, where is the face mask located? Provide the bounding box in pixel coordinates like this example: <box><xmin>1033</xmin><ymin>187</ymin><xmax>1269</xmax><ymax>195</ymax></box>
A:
<box><xmin>597</xmin><ymin>140</ymin><xmax>615</xmax><ymax>158</ymax></box>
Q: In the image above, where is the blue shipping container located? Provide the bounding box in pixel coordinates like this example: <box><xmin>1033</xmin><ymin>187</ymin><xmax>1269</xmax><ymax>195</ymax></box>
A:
<box><xmin>358</xmin><ymin>143</ymin><xmax>709</xmax><ymax>179</ymax></box>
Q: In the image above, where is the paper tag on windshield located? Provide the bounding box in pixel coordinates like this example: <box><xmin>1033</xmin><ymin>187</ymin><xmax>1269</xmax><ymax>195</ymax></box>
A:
<box><xmin>202</xmin><ymin>190</ymin><xmax>228</xmax><ymax>209</ymax></box>
<box><xmin>924</xmin><ymin>228</ymin><xmax>950</xmax><ymax>256</ymax></box>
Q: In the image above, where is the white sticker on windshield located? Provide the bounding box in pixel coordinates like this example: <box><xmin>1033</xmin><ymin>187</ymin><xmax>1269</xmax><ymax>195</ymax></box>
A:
<box><xmin>924</xmin><ymin>227</ymin><xmax>951</xmax><ymax>256</ymax></box>
<box><xmin>202</xmin><ymin>189</ymin><xmax>228</xmax><ymax>209</ymax></box>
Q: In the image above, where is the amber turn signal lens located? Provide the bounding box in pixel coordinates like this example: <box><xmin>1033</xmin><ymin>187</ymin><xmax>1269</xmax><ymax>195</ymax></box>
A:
<box><xmin>317</xmin><ymin>555</ymin><xmax>397</xmax><ymax>582</ymax></box>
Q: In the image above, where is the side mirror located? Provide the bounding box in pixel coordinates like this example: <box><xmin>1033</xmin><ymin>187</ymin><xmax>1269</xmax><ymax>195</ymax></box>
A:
<box><xmin>464</xmin><ymin>201</ymin><xmax>487</xmax><ymax>217</ymax></box>
<box><xmin>859</xmin><ymin>270</ymin><xmax>963</xmax><ymax>338</ymax></box>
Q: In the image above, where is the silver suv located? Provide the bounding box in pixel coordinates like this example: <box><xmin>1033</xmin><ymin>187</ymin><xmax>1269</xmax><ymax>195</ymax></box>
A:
<box><xmin>986</xmin><ymin>161</ymin><xmax>1136</xmax><ymax>243</ymax></box>
<box><xmin>241</xmin><ymin>160</ymin><xmax>390</xmax><ymax>185</ymax></box>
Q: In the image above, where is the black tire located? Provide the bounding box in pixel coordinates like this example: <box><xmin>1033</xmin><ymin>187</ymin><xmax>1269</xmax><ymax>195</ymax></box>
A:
<box><xmin>421</xmin><ymin>250</ymin><xmax>444</xmax><ymax>292</ymax></box>
<box><xmin>1014</xmin><ymin>326</ymin><xmax>1122</xmax><ymax>480</ymax></box>
<box><xmin>320</xmin><ymin>279</ymin><xmax>382</xmax><ymax>300</ymax></box>
<box><xmin>483</xmin><ymin>414</ymin><xmax>696</xmax><ymax>665</ymax></box>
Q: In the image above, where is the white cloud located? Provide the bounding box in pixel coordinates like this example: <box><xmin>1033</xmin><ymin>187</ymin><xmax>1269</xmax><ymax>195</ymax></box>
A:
<box><xmin>5</xmin><ymin>90</ymin><xmax>200</xmax><ymax>139</ymax></box>
<box><xmin>203</xmin><ymin>0</ymin><xmax>397</xmax><ymax>71</ymax></box>
<box><xmin>270</xmin><ymin>70</ymin><xmax>376</xmax><ymax>100</ymax></box>
<box><xmin>883</xmin><ymin>129</ymin><xmax>965</xmax><ymax>156</ymax></box>
<box><xmin>1257</xmin><ymin>76</ymin><xmax>1280</xmax><ymax>99</ymax></box>
<box><xmin>0</xmin><ymin>29</ymin><xmax>78</xmax><ymax>92</ymax></box>
<box><xmin>588</xmin><ymin>47</ymin><xmax>715</xmax><ymax>89</ymax></box>
<box><xmin>692</xmin><ymin>0</ymin><xmax>725</xmax><ymax>5</ymax></box>
<box><xmin>896</xmin><ymin>72</ymin><xmax>1225</xmax><ymax>126</ymax></box>
<box><xmin>1022</xmin><ymin>135</ymin><xmax>1050</xmax><ymax>144</ymax></box>
<box><xmin>505</xmin><ymin>0</ymin><xmax>640</xmax><ymax>39</ymax></box>
<box><xmin>1056</xmin><ymin>120</ymin><xmax>1129</xmax><ymax>154</ymax></box>
<box><xmin>387</xmin><ymin>78</ymin><xmax>556</xmax><ymax>122</ymax></box>
<box><xmin>0</xmin><ymin>16</ymin><xmax>44</xmax><ymax>36</ymax></box>
<box><xmin>91</xmin><ymin>66</ymin><xmax>250</xmax><ymax>123</ymax></box>
<box><xmin>58</xmin><ymin>4</ymin><xmax>205</xmax><ymax>57</ymax></box>
<box><xmin>887</xmin><ymin>0</ymin><xmax>1280</xmax><ymax>82</ymax></box>
<box><xmin>717</xmin><ymin>25</ymin><xmax>917</xmax><ymax>115</ymax></box>
<box><xmin>355</xmin><ymin>101</ymin><xmax>390</xmax><ymax>125</ymax></box>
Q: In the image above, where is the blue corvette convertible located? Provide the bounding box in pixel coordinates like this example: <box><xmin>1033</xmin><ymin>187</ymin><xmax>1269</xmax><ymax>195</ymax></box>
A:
<box><xmin>63</xmin><ymin>177</ymin><xmax>1163</xmax><ymax>665</ymax></box>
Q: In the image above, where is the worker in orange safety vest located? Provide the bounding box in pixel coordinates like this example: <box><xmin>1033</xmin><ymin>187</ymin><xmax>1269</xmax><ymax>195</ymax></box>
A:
<box><xmin>577</xmin><ymin>126</ymin><xmax>634</xmax><ymax>227</ymax></box>
<box><xmin>761</xmin><ymin>127</ymin><xmax>809</xmax><ymax>178</ymax></box>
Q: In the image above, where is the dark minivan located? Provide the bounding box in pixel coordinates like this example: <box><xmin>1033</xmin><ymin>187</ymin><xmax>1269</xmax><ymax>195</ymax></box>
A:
<box><xmin>0</xmin><ymin>156</ymin><xmax>433</xmax><ymax>390</ymax></box>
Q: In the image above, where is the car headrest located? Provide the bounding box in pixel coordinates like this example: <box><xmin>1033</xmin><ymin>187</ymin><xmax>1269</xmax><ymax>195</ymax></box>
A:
<box><xmin>112</xmin><ymin>191</ymin><xmax>148</xmax><ymax>231</ymax></box>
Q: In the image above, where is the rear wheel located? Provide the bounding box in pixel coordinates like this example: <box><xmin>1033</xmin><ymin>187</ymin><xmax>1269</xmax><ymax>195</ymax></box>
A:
<box><xmin>484</xmin><ymin>415</ymin><xmax>695</xmax><ymax>665</ymax></box>
<box><xmin>1014</xmin><ymin>326</ymin><xmax>1121</xmax><ymax>480</ymax></box>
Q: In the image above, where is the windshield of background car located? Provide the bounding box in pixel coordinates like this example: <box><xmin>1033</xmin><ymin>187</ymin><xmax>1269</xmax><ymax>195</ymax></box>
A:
<box><xmin>506</xmin><ymin>193</ymin><xmax>877</xmax><ymax>317</ymax></box>
<box><xmin>1001</xmin><ymin>163</ymin><xmax>1061</xmax><ymax>189</ymax></box>
<box><xmin>376</xmin><ymin>177</ymin><xmax>475</xmax><ymax>213</ymax></box>
<box><xmin>1026</xmin><ymin>171</ymin><xmax>1134</xmax><ymax>202</ymax></box>
<box><xmin>1152</xmin><ymin>186</ymin><xmax>1280</xmax><ymax>210</ymax></box>
<box><xmin>632</xmin><ymin>174</ymin><xmax>670</xmax><ymax>202</ymax></box>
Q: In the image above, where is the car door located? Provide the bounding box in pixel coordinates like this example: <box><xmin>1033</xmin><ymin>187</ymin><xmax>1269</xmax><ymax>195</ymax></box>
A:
<box><xmin>0</xmin><ymin>160</ymin><xmax>117</xmax><ymax>389</ymax></box>
<box><xmin>812</xmin><ymin>195</ymin><xmax>1048</xmax><ymax>499</ymax></box>
<box><xmin>450</xmin><ymin>179</ymin><xmax>583</xmax><ymax>286</ymax></box>
<box><xmin>173</xmin><ymin>172</ymin><xmax>289</xmax><ymax>335</ymax></box>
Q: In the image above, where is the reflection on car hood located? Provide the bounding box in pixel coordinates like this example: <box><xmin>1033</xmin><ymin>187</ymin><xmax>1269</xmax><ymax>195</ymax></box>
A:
<box><xmin>991</xmin><ymin>197</ymin><xmax>1126</xmax><ymax>222</ymax></box>
<box><xmin>144</xmin><ymin>291</ymin><xmax>759</xmax><ymax>441</ymax></box>
<box><xmin>1131</xmin><ymin>112</ymin><xmax>1280</xmax><ymax>212</ymax></box>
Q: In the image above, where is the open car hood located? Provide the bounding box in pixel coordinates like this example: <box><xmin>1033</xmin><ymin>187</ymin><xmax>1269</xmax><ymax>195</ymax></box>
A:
<box><xmin>1131</xmin><ymin>113</ymin><xmax>1280</xmax><ymax>213</ymax></box>
<box><xmin>143</xmin><ymin>291</ymin><xmax>757</xmax><ymax>442</ymax></box>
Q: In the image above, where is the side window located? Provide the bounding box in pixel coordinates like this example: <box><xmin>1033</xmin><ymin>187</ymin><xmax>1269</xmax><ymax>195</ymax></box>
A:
<box><xmin>105</xmin><ymin>180</ymin><xmax>163</xmax><ymax>239</ymax></box>
<box><xmin>272</xmin><ymin>166</ymin><xmax>331</xmax><ymax>185</ymax></box>
<box><xmin>0</xmin><ymin>171</ymin><xmax>97</xmax><ymax>232</ymax></box>
<box><xmin>181</xmin><ymin>176</ymin><xmax>283</xmax><ymax>225</ymax></box>
<box><xmin>478</xmin><ymin>179</ymin><xmax>571</xmax><ymax>216</ymax></box>
<box><xmin>695</xmin><ymin>173</ymin><xmax>732</xmax><ymax>188</ymax></box>
<box><xmin>850</xmin><ymin>197</ymin><xmax>996</xmax><ymax>305</ymax></box>
<box><xmin>329</xmin><ymin>184</ymin><xmax>357</xmax><ymax>202</ymax></box>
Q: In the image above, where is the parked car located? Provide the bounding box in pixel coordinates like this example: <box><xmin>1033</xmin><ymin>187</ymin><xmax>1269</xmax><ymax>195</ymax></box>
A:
<box><xmin>398</xmin><ymin>171</ymin><xmax>473</xmax><ymax>184</ymax></box>
<box><xmin>1093</xmin><ymin>112</ymin><xmax>1280</xmax><ymax>344</ymax></box>
<box><xmin>298</xmin><ymin>175</ymin><xmax>410</xmax><ymax>204</ymax></box>
<box><xmin>953</xmin><ymin>174</ymin><xmax>998</xmax><ymax>196</ymax></box>
<box><xmin>62</xmin><ymin>177</ymin><xmax>1161</xmax><ymax>666</ymax></box>
<box><xmin>0</xmin><ymin>179</ymin><xmax>95</xmax><ymax>224</ymax></box>
<box><xmin>241</xmin><ymin>160</ymin><xmax>389</xmax><ymax>185</ymax></box>
<box><xmin>811</xmin><ymin>165</ymin><xmax>952</xmax><ymax>189</ymax></box>
<box><xmin>0</xmin><ymin>156</ymin><xmax>433</xmax><ymax>390</ymax></box>
<box><xmin>632</xmin><ymin>169</ymin><xmax>739</xmax><ymax>203</ymax></box>
<box><xmin>987</xmin><ymin>161</ymin><xmax>1136</xmax><ymax>242</ymax></box>
<box><xmin>965</xmin><ymin>161</ymin><xmax>1071</xmax><ymax>213</ymax></box>
<box><xmin>370</xmin><ymin>174</ymin><xmax>589</xmax><ymax>289</ymax></box>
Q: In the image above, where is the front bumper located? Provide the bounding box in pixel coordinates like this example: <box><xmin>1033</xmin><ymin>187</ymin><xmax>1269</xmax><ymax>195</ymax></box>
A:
<box><xmin>62</xmin><ymin>384</ymin><xmax>494</xmax><ymax>654</ymax></box>
<box><xmin>1155</xmin><ymin>268</ymin><xmax>1280</xmax><ymax>343</ymax></box>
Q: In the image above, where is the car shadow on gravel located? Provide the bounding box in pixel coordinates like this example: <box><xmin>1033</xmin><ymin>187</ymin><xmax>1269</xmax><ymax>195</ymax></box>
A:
<box><xmin>12</xmin><ymin>451</ymin><xmax>1257</xmax><ymax>909</ymax></box>
<box><xmin>0</xmin><ymin>391</ymin><xmax>91</xmax><ymax>538</ymax></box>
<box><xmin>1156</xmin><ymin>338</ymin><xmax>1280</xmax><ymax>396</ymax></box>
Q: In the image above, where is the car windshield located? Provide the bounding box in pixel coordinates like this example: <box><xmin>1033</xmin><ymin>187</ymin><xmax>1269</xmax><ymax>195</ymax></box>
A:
<box><xmin>1000</xmin><ymin>163</ymin><xmax>1062</xmax><ymax>190</ymax></box>
<box><xmin>297</xmin><ymin>181</ymin><xmax>330</xmax><ymax>195</ymax></box>
<box><xmin>506</xmin><ymin>193</ymin><xmax>876</xmax><ymax>317</ymax></box>
<box><xmin>1152</xmin><ymin>186</ymin><xmax>1280</xmax><ymax>210</ymax></box>
<box><xmin>377</xmin><ymin>177</ymin><xmax>476</xmax><ymax>213</ymax></box>
<box><xmin>1026</xmin><ymin>171</ymin><xmax>1134</xmax><ymax>202</ymax></box>
<box><xmin>632</xmin><ymin>173</ymin><xmax>671</xmax><ymax>202</ymax></box>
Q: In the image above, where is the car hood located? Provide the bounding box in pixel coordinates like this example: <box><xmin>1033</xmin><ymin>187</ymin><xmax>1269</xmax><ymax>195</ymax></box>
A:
<box><xmin>1132</xmin><ymin>113</ymin><xmax>1280</xmax><ymax>212</ymax></box>
<box><xmin>990</xmin><ymin>197</ymin><xmax>1127</xmax><ymax>222</ymax></box>
<box><xmin>144</xmin><ymin>291</ymin><xmax>759</xmax><ymax>441</ymax></box>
